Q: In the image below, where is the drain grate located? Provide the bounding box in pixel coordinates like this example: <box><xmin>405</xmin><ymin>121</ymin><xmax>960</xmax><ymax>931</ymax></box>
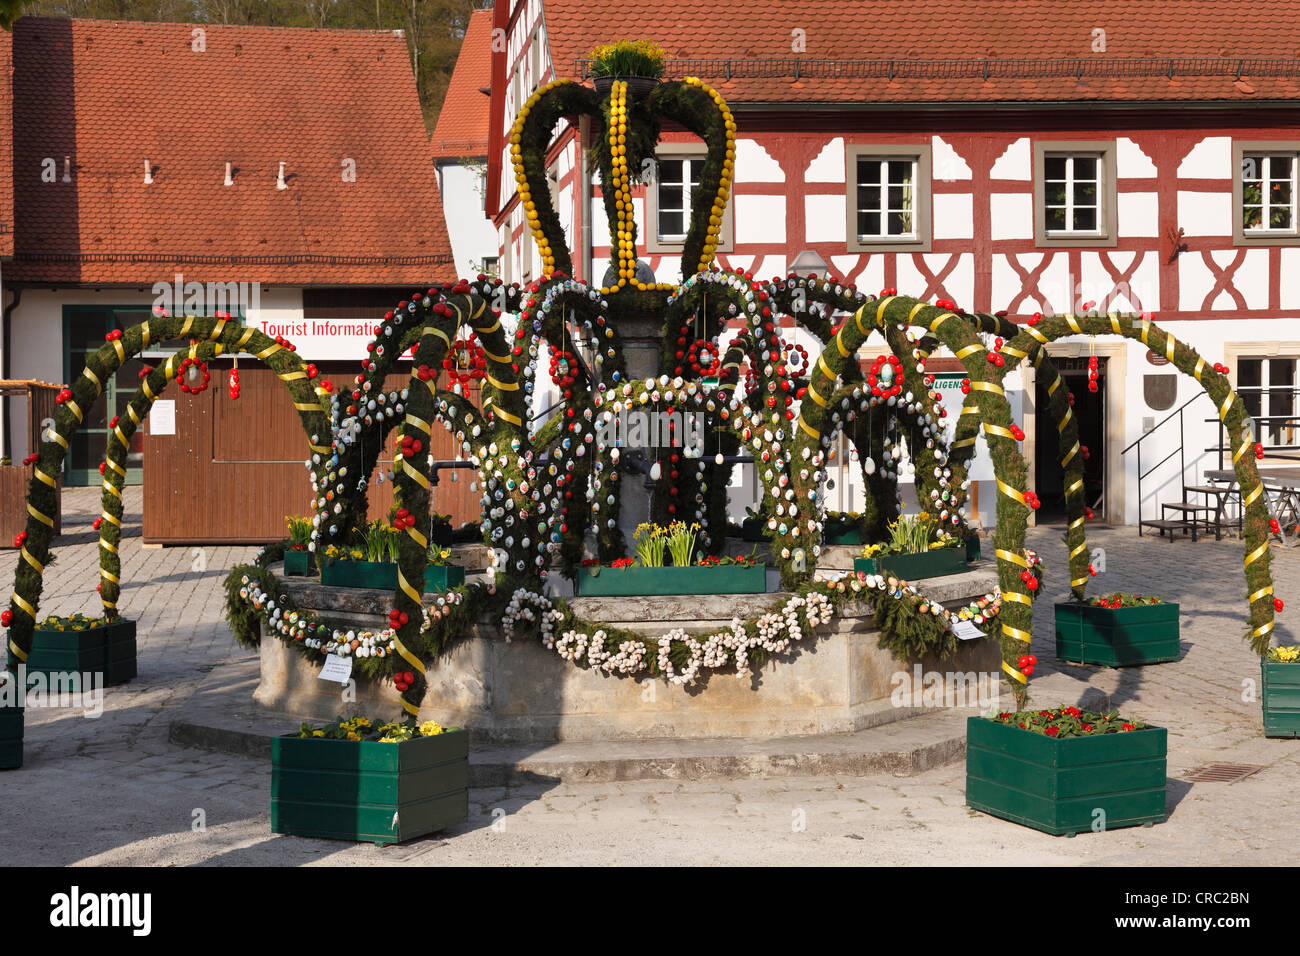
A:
<box><xmin>1181</xmin><ymin>763</ymin><xmax>1264</xmax><ymax>783</ymax></box>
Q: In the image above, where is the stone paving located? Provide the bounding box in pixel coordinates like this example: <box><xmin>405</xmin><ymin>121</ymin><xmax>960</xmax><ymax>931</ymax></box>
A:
<box><xmin>1</xmin><ymin>487</ymin><xmax>1298</xmax><ymax>865</ymax></box>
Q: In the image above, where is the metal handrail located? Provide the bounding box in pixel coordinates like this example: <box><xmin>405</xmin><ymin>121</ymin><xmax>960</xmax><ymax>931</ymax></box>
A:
<box><xmin>1122</xmin><ymin>390</ymin><xmax>1209</xmax><ymax>529</ymax></box>
<box><xmin>1209</xmin><ymin>414</ymin><xmax>1300</xmax><ymax>470</ymax></box>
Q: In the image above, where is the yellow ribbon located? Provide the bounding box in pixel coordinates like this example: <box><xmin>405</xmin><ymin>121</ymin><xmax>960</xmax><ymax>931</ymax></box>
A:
<box><xmin>1025</xmin><ymin>325</ymin><xmax>1049</xmax><ymax>345</ymax></box>
<box><xmin>402</xmin><ymin>460</ymin><xmax>431</xmax><ymax>490</ymax></box>
<box><xmin>1071</xmin><ymin>576</ymin><xmax>1090</xmax><ymax>589</ymax></box>
<box><xmin>1243</xmin><ymin>484</ymin><xmax>1262</xmax><ymax>508</ymax></box>
<box><xmin>406</xmin><ymin>526</ymin><xmax>429</xmax><ymax>549</ymax></box>
<box><xmin>21</xmin><ymin>548</ymin><xmax>43</xmax><ymax>573</ymax></box>
<box><xmin>995</xmin><ymin>548</ymin><xmax>1029</xmax><ymax>568</ymax></box>
<box><xmin>970</xmin><ymin>381</ymin><xmax>1005</xmax><ymax>396</ymax></box>
<box><xmin>1002</xmin><ymin>660</ymin><xmax>1027</xmax><ymax>684</ymax></box>
<box><xmin>179</xmin><ymin>315</ymin><xmax>195</xmax><ymax>338</ymax></box>
<box><xmin>100</xmin><ymin>568</ymin><xmax>120</xmax><ymax>584</ymax></box>
<box><xmin>236</xmin><ymin>327</ymin><xmax>256</xmax><ymax>349</ymax></box>
<box><xmin>112</xmin><ymin>339</ymin><xmax>126</xmax><ymax>363</ymax></box>
<box><xmin>954</xmin><ymin>344</ymin><xmax>982</xmax><ymax>360</ymax></box>
<box><xmin>996</xmin><ymin>479</ymin><xmax>1026</xmax><ymax>504</ymax></box>
<box><xmin>257</xmin><ymin>343</ymin><xmax>283</xmax><ymax>360</ymax></box>
<box><xmin>404</xmin><ymin>415</ymin><xmax>432</xmax><ymax>434</ymax></box>
<box><xmin>101</xmin><ymin>511</ymin><xmax>121</xmax><ymax>527</ymax></box>
<box><xmin>928</xmin><ymin>312</ymin><xmax>956</xmax><ymax>333</ymax></box>
<box><xmin>82</xmin><ymin>366</ymin><xmax>102</xmax><ymax>390</ymax></box>
<box><xmin>100</xmin><ymin>538</ymin><xmax>118</xmax><ymax>554</ymax></box>
<box><xmin>50</xmin><ymin>431</ymin><xmax>69</xmax><ymax>451</ymax></box>
<box><xmin>806</xmin><ymin>385</ymin><xmax>828</xmax><ymax>408</ymax></box>
<box><xmin>11</xmin><ymin>592</ymin><xmax>36</xmax><ymax>618</ymax></box>
<box><xmin>1248</xmin><ymin>585</ymin><xmax>1274</xmax><ymax>604</ymax></box>
<box><xmin>798</xmin><ymin>418</ymin><xmax>821</xmax><ymax>440</ymax></box>
<box><xmin>1064</xmin><ymin>314</ymin><xmax>1082</xmax><ymax>334</ymax></box>
<box><xmin>1003</xmin><ymin>591</ymin><xmax>1032</xmax><ymax>606</ymax></box>
<box><xmin>8</xmin><ymin>638</ymin><xmax>28</xmax><ymax>661</ymax></box>
<box><xmin>1061</xmin><ymin>442</ymin><xmax>1080</xmax><ymax>466</ymax></box>
<box><xmin>27</xmin><ymin>504</ymin><xmax>53</xmax><ymax>528</ymax></box>
<box><xmin>141</xmin><ymin>321</ymin><xmax>151</xmax><ymax>348</ymax></box>
<box><xmin>397</xmin><ymin>570</ymin><xmax>423</xmax><ymax>606</ymax></box>
<box><xmin>66</xmin><ymin>400</ymin><xmax>84</xmax><ymax>423</ymax></box>
<box><xmin>1165</xmin><ymin>335</ymin><xmax>1175</xmax><ymax>364</ymax></box>
<box><xmin>1065</xmin><ymin>478</ymin><xmax>1083</xmax><ymax>497</ymax></box>
<box><xmin>1002</xmin><ymin>623</ymin><xmax>1033</xmax><ymax>644</ymax></box>
<box><xmin>493</xmin><ymin>407</ymin><xmax>523</xmax><ymax>427</ymax></box>
<box><xmin>486</xmin><ymin>374</ymin><xmax>518</xmax><ymax>392</ymax></box>
<box><xmin>1252</xmin><ymin>621</ymin><xmax>1275</xmax><ymax>640</ymax></box>
<box><xmin>34</xmin><ymin>469</ymin><xmax>57</xmax><ymax>488</ymax></box>
<box><xmin>983</xmin><ymin>423</ymin><xmax>1016</xmax><ymax>440</ymax></box>
<box><xmin>816</xmin><ymin>353</ymin><xmax>836</xmax><ymax>383</ymax></box>
<box><xmin>1109</xmin><ymin>314</ymin><xmax>1124</xmax><ymax>335</ymax></box>
<box><xmin>1193</xmin><ymin>357</ymin><xmax>1205</xmax><ymax>382</ymax></box>
<box><xmin>1244</xmin><ymin>541</ymin><xmax>1269</xmax><ymax>566</ymax></box>
<box><xmin>293</xmin><ymin>402</ymin><xmax>323</xmax><ymax>413</ymax></box>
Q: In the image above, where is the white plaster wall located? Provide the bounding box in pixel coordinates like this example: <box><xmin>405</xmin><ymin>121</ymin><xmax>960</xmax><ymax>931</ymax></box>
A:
<box><xmin>439</xmin><ymin>162</ymin><xmax>498</xmax><ymax>281</ymax></box>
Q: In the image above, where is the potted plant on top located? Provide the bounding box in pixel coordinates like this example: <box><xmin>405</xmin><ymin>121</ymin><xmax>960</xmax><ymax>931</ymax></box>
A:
<box><xmin>283</xmin><ymin>514</ymin><xmax>314</xmax><ymax>576</ymax></box>
<box><xmin>576</xmin><ymin>522</ymin><xmax>766</xmax><ymax>596</ymax></box>
<box><xmin>1054</xmin><ymin>591</ymin><xmax>1180</xmax><ymax>667</ymax></box>
<box><xmin>854</xmin><ymin>514</ymin><xmax>968</xmax><ymax>581</ymax></box>
<box><xmin>588</xmin><ymin>39</ymin><xmax>666</xmax><ymax>97</ymax></box>
<box><xmin>1261</xmin><ymin>644</ymin><xmax>1300</xmax><ymax>737</ymax></box>
<box><xmin>966</xmin><ymin>705</ymin><xmax>1166</xmax><ymax>836</ymax></box>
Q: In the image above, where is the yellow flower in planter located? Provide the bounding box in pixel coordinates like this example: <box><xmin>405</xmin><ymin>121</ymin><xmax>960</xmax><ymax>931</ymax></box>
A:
<box><xmin>419</xmin><ymin>720</ymin><xmax>444</xmax><ymax>736</ymax></box>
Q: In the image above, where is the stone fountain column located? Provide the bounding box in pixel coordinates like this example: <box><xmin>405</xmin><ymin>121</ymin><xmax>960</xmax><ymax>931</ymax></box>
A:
<box><xmin>608</xmin><ymin>310</ymin><xmax>664</xmax><ymax>547</ymax></box>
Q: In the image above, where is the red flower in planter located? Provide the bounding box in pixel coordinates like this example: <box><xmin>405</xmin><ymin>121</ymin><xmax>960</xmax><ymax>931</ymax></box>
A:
<box><xmin>610</xmin><ymin>558</ymin><xmax>635</xmax><ymax>569</ymax></box>
<box><xmin>1121</xmin><ymin>723</ymin><xmax>1136</xmax><ymax>732</ymax></box>
<box><xmin>1045</xmin><ymin>727</ymin><xmax>1060</xmax><ymax>737</ymax></box>
<box><xmin>1081</xmin><ymin>723</ymin><xmax>1093</xmax><ymax>732</ymax></box>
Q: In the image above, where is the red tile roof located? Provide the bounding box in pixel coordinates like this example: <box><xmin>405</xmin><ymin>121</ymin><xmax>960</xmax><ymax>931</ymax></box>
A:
<box><xmin>431</xmin><ymin>8</ymin><xmax>493</xmax><ymax>160</ymax></box>
<box><xmin>10</xmin><ymin>17</ymin><xmax>453</xmax><ymax>286</ymax></box>
<box><xmin>544</xmin><ymin>0</ymin><xmax>1300</xmax><ymax>104</ymax></box>
<box><xmin>0</xmin><ymin>29</ymin><xmax>13</xmax><ymax>259</ymax></box>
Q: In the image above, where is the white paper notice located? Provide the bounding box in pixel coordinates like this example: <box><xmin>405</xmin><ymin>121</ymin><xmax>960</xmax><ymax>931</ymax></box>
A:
<box><xmin>150</xmin><ymin>400</ymin><xmax>176</xmax><ymax>435</ymax></box>
<box><xmin>318</xmin><ymin>653</ymin><xmax>354</xmax><ymax>684</ymax></box>
<box><xmin>953</xmin><ymin>619</ymin><xmax>985</xmax><ymax>641</ymax></box>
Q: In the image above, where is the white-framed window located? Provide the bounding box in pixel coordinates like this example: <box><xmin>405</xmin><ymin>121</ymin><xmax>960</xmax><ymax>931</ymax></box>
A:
<box><xmin>844</xmin><ymin>144</ymin><xmax>930</xmax><ymax>252</ymax></box>
<box><xmin>644</xmin><ymin>146</ymin><xmax>733</xmax><ymax>253</ymax></box>
<box><xmin>655</xmin><ymin>157</ymin><xmax>699</xmax><ymax>242</ymax></box>
<box><xmin>1033</xmin><ymin>142</ymin><xmax>1116</xmax><ymax>248</ymax></box>
<box><xmin>855</xmin><ymin>157</ymin><xmax>917</xmax><ymax>240</ymax></box>
<box><xmin>1241</xmin><ymin>153</ymin><xmax>1297</xmax><ymax>234</ymax></box>
<box><xmin>1239</xmin><ymin>357</ymin><xmax>1299</xmax><ymax>449</ymax></box>
<box><xmin>1042</xmin><ymin>154</ymin><xmax>1102</xmax><ymax>235</ymax></box>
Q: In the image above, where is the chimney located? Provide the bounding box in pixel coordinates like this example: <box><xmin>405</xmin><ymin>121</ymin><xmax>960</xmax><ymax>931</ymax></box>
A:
<box><xmin>143</xmin><ymin>159</ymin><xmax>153</xmax><ymax>185</ymax></box>
<box><xmin>224</xmin><ymin>161</ymin><xmax>234</xmax><ymax>186</ymax></box>
<box><xmin>276</xmin><ymin>161</ymin><xmax>287</xmax><ymax>190</ymax></box>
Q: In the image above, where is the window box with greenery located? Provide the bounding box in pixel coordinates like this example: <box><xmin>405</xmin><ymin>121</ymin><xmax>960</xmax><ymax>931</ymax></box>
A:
<box><xmin>966</xmin><ymin>707</ymin><xmax>1166</xmax><ymax>836</ymax></box>
<box><xmin>588</xmin><ymin>40</ymin><xmax>665</xmax><ymax>97</ymax></box>
<box><xmin>576</xmin><ymin>523</ymin><xmax>766</xmax><ymax>595</ymax></box>
<box><xmin>1054</xmin><ymin>592</ymin><xmax>1180</xmax><ymax>666</ymax></box>
<box><xmin>846</xmin><ymin>145</ymin><xmax>931</xmax><ymax>253</ymax></box>
<box><xmin>1033</xmin><ymin>142</ymin><xmax>1117</xmax><ymax>248</ymax></box>
<box><xmin>1233</xmin><ymin>143</ymin><xmax>1300</xmax><ymax>246</ymax></box>
<box><xmin>320</xmin><ymin>521</ymin><xmax>465</xmax><ymax>593</ymax></box>
<box><xmin>853</xmin><ymin>514</ymin><xmax>968</xmax><ymax>580</ymax></box>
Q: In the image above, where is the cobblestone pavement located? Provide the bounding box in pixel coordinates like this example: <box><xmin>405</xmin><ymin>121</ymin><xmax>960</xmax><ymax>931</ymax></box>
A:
<box><xmin>1</xmin><ymin>488</ymin><xmax>1297</xmax><ymax>866</ymax></box>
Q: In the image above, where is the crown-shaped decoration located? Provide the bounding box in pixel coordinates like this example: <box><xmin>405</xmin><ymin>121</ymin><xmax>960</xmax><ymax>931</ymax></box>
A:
<box><xmin>508</xmin><ymin>43</ymin><xmax>736</xmax><ymax>298</ymax></box>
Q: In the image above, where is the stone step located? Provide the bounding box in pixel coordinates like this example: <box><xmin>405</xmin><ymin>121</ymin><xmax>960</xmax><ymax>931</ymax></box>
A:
<box><xmin>170</xmin><ymin>657</ymin><xmax>976</xmax><ymax>783</ymax></box>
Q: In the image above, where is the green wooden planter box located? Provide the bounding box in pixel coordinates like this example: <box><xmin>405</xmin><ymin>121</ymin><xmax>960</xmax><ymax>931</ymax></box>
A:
<box><xmin>321</xmin><ymin>559</ymin><xmax>465</xmax><ymax>593</ymax></box>
<box><xmin>576</xmin><ymin>563</ymin><xmax>766</xmax><ymax>596</ymax></box>
<box><xmin>271</xmin><ymin>728</ymin><xmax>469</xmax><ymax>844</ymax></box>
<box><xmin>283</xmin><ymin>549</ymin><xmax>314</xmax><ymax>576</ymax></box>
<box><xmin>423</xmin><ymin>565</ymin><xmax>465</xmax><ymax>593</ymax></box>
<box><xmin>853</xmin><ymin>545</ymin><xmax>968</xmax><ymax>581</ymax></box>
<box><xmin>1261</xmin><ymin>660</ymin><xmax>1300</xmax><ymax>738</ymax></box>
<box><xmin>966</xmin><ymin>717</ymin><xmax>1167</xmax><ymax>836</ymax></box>
<box><xmin>0</xmin><ymin>705</ymin><xmax>22</xmax><ymax>770</ymax></box>
<box><xmin>824</xmin><ymin>525</ymin><xmax>863</xmax><ymax>545</ymax></box>
<box><xmin>1054</xmin><ymin>601</ymin><xmax>1180</xmax><ymax>667</ymax></box>
<box><xmin>26</xmin><ymin>620</ymin><xmax>136</xmax><ymax>689</ymax></box>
